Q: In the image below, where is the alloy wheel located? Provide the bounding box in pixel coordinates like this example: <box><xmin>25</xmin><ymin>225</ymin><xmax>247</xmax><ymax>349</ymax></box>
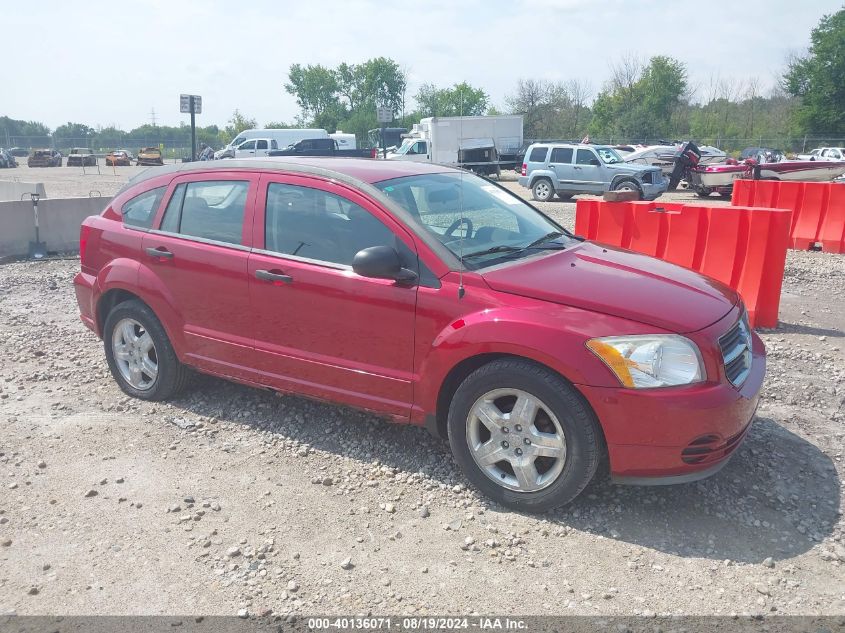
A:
<box><xmin>466</xmin><ymin>388</ymin><xmax>567</xmax><ymax>492</ymax></box>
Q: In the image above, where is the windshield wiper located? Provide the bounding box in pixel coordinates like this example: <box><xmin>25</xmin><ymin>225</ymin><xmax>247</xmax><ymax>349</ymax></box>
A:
<box><xmin>524</xmin><ymin>231</ymin><xmax>567</xmax><ymax>249</ymax></box>
<box><xmin>463</xmin><ymin>245</ymin><xmax>523</xmax><ymax>259</ymax></box>
<box><xmin>463</xmin><ymin>233</ymin><xmax>569</xmax><ymax>262</ymax></box>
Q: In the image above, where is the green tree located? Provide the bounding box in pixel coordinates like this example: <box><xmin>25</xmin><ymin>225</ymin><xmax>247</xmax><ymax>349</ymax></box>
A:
<box><xmin>783</xmin><ymin>7</ymin><xmax>845</xmax><ymax>134</ymax></box>
<box><xmin>589</xmin><ymin>55</ymin><xmax>687</xmax><ymax>141</ymax></box>
<box><xmin>222</xmin><ymin>110</ymin><xmax>257</xmax><ymax>143</ymax></box>
<box><xmin>414</xmin><ymin>81</ymin><xmax>488</xmax><ymax>117</ymax></box>
<box><xmin>285</xmin><ymin>63</ymin><xmax>341</xmax><ymax>121</ymax></box>
<box><xmin>53</xmin><ymin>122</ymin><xmax>95</xmax><ymax>145</ymax></box>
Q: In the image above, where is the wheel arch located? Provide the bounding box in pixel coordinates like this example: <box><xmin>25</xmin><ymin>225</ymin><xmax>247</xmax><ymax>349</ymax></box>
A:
<box><xmin>431</xmin><ymin>353</ymin><xmax>609</xmax><ymax>465</ymax></box>
<box><xmin>610</xmin><ymin>175</ymin><xmax>642</xmax><ymax>191</ymax></box>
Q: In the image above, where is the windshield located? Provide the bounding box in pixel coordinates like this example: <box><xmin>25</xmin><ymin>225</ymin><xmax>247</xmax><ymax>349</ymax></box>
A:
<box><xmin>596</xmin><ymin>147</ymin><xmax>623</xmax><ymax>164</ymax></box>
<box><xmin>374</xmin><ymin>172</ymin><xmax>574</xmax><ymax>268</ymax></box>
<box><xmin>394</xmin><ymin>139</ymin><xmax>414</xmax><ymax>155</ymax></box>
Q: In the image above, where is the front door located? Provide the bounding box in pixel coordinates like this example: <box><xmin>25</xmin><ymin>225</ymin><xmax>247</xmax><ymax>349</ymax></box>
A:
<box><xmin>142</xmin><ymin>173</ymin><xmax>257</xmax><ymax>377</ymax></box>
<box><xmin>573</xmin><ymin>148</ymin><xmax>605</xmax><ymax>194</ymax></box>
<box><xmin>247</xmin><ymin>174</ymin><xmax>419</xmax><ymax>418</ymax></box>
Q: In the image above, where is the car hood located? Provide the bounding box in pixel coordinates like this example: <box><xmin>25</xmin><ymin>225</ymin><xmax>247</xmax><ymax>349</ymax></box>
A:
<box><xmin>481</xmin><ymin>241</ymin><xmax>737</xmax><ymax>333</ymax></box>
<box><xmin>605</xmin><ymin>162</ymin><xmax>659</xmax><ymax>174</ymax></box>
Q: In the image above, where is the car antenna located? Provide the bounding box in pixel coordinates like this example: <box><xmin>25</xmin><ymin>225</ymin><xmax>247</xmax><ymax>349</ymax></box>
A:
<box><xmin>457</xmin><ymin>89</ymin><xmax>466</xmax><ymax>299</ymax></box>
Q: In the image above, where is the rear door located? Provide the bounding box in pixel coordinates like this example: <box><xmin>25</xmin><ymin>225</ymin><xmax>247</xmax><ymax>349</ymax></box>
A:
<box><xmin>548</xmin><ymin>147</ymin><xmax>575</xmax><ymax>192</ymax></box>
<box><xmin>141</xmin><ymin>172</ymin><xmax>258</xmax><ymax>377</ymax></box>
<box><xmin>574</xmin><ymin>148</ymin><xmax>605</xmax><ymax>193</ymax></box>
<box><xmin>255</xmin><ymin>139</ymin><xmax>270</xmax><ymax>157</ymax></box>
<box><xmin>247</xmin><ymin>173</ymin><xmax>418</xmax><ymax>417</ymax></box>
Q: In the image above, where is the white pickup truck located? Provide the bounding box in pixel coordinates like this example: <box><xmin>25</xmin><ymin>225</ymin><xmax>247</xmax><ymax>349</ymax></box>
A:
<box><xmin>796</xmin><ymin>147</ymin><xmax>845</xmax><ymax>161</ymax></box>
<box><xmin>232</xmin><ymin>138</ymin><xmax>279</xmax><ymax>159</ymax></box>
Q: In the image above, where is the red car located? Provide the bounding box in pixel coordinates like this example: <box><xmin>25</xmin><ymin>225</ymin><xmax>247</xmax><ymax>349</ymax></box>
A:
<box><xmin>74</xmin><ymin>159</ymin><xmax>765</xmax><ymax>511</ymax></box>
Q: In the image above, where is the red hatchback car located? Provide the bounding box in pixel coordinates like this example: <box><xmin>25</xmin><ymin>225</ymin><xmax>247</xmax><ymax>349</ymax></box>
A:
<box><xmin>74</xmin><ymin>158</ymin><xmax>765</xmax><ymax>511</ymax></box>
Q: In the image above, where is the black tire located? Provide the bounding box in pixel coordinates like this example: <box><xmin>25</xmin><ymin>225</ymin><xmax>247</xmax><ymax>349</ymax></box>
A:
<box><xmin>696</xmin><ymin>191</ymin><xmax>711</xmax><ymax>198</ymax></box>
<box><xmin>447</xmin><ymin>358</ymin><xmax>602</xmax><ymax>512</ymax></box>
<box><xmin>531</xmin><ymin>178</ymin><xmax>554</xmax><ymax>202</ymax></box>
<box><xmin>613</xmin><ymin>179</ymin><xmax>642</xmax><ymax>199</ymax></box>
<box><xmin>103</xmin><ymin>299</ymin><xmax>191</xmax><ymax>401</ymax></box>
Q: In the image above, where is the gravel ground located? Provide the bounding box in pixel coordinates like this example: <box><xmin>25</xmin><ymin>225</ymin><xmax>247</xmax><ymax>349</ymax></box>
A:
<box><xmin>0</xmin><ymin>169</ymin><xmax>843</xmax><ymax>617</ymax></box>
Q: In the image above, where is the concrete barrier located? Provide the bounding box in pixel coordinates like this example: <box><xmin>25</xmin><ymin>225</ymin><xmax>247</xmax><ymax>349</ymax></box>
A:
<box><xmin>0</xmin><ymin>197</ymin><xmax>107</xmax><ymax>259</ymax></box>
<box><xmin>0</xmin><ymin>180</ymin><xmax>48</xmax><ymax>202</ymax></box>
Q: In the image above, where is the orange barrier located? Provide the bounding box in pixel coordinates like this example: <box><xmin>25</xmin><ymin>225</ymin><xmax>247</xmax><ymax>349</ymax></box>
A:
<box><xmin>730</xmin><ymin>179</ymin><xmax>845</xmax><ymax>253</ymax></box>
<box><xmin>575</xmin><ymin>200</ymin><xmax>791</xmax><ymax>328</ymax></box>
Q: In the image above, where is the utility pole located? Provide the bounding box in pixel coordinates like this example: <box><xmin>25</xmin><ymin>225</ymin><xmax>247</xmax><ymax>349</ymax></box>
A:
<box><xmin>150</xmin><ymin>108</ymin><xmax>157</xmax><ymax>127</ymax></box>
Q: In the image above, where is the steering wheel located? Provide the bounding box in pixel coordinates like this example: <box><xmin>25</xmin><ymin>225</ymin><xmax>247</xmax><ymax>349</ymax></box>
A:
<box><xmin>444</xmin><ymin>218</ymin><xmax>473</xmax><ymax>240</ymax></box>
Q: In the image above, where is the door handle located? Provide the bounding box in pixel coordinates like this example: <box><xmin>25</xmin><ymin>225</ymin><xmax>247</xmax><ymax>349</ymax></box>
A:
<box><xmin>255</xmin><ymin>269</ymin><xmax>293</xmax><ymax>284</ymax></box>
<box><xmin>145</xmin><ymin>246</ymin><xmax>173</xmax><ymax>259</ymax></box>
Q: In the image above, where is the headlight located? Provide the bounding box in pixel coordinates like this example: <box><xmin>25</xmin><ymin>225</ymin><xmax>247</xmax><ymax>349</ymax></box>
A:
<box><xmin>586</xmin><ymin>335</ymin><xmax>704</xmax><ymax>389</ymax></box>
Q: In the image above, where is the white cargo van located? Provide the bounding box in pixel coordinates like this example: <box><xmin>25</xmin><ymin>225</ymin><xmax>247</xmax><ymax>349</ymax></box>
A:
<box><xmin>216</xmin><ymin>128</ymin><xmax>328</xmax><ymax>159</ymax></box>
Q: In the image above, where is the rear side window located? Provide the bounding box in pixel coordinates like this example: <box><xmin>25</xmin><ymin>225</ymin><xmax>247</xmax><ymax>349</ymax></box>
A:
<box><xmin>158</xmin><ymin>180</ymin><xmax>249</xmax><ymax>245</ymax></box>
<box><xmin>121</xmin><ymin>186</ymin><xmax>166</xmax><ymax>229</ymax></box>
<box><xmin>256</xmin><ymin>140</ymin><xmax>268</xmax><ymax>150</ymax></box>
<box><xmin>528</xmin><ymin>147</ymin><xmax>548</xmax><ymax>162</ymax></box>
<box><xmin>550</xmin><ymin>147</ymin><xmax>573</xmax><ymax>163</ymax></box>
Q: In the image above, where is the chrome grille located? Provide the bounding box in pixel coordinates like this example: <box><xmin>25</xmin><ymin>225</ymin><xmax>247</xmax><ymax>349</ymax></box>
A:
<box><xmin>720</xmin><ymin>312</ymin><xmax>752</xmax><ymax>387</ymax></box>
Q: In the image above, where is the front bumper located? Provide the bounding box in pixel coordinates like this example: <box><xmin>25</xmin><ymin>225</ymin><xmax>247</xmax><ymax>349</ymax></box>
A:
<box><xmin>579</xmin><ymin>323</ymin><xmax>765</xmax><ymax>483</ymax></box>
<box><xmin>641</xmin><ymin>179</ymin><xmax>669</xmax><ymax>201</ymax></box>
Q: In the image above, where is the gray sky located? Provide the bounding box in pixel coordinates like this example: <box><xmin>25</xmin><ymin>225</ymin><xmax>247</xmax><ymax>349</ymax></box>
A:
<box><xmin>4</xmin><ymin>0</ymin><xmax>842</xmax><ymax>130</ymax></box>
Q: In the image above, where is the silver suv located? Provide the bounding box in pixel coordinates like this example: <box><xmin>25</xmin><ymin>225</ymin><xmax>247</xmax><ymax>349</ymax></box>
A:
<box><xmin>518</xmin><ymin>143</ymin><xmax>668</xmax><ymax>201</ymax></box>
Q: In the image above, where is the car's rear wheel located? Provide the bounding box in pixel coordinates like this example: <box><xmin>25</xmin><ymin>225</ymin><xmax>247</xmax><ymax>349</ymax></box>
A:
<box><xmin>447</xmin><ymin>359</ymin><xmax>601</xmax><ymax>512</ymax></box>
<box><xmin>103</xmin><ymin>300</ymin><xmax>190</xmax><ymax>401</ymax></box>
<box><xmin>613</xmin><ymin>179</ymin><xmax>642</xmax><ymax>199</ymax></box>
<box><xmin>531</xmin><ymin>178</ymin><xmax>554</xmax><ymax>202</ymax></box>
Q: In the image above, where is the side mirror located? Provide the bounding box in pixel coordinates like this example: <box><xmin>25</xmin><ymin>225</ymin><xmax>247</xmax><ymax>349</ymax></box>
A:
<box><xmin>352</xmin><ymin>246</ymin><xmax>418</xmax><ymax>284</ymax></box>
<box><xmin>590</xmin><ymin>158</ymin><xmax>601</xmax><ymax>166</ymax></box>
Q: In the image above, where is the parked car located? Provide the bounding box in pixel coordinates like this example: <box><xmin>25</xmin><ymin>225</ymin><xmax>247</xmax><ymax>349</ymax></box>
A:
<box><xmin>9</xmin><ymin>147</ymin><xmax>29</xmax><ymax>157</ymax></box>
<box><xmin>796</xmin><ymin>147</ymin><xmax>845</xmax><ymax>161</ymax></box>
<box><xmin>105</xmin><ymin>150</ymin><xmax>132</xmax><ymax>166</ymax></box>
<box><xmin>66</xmin><ymin>147</ymin><xmax>97</xmax><ymax>167</ymax></box>
<box><xmin>137</xmin><ymin>147</ymin><xmax>164</xmax><ymax>166</ymax></box>
<box><xmin>74</xmin><ymin>158</ymin><xmax>764</xmax><ymax>511</ymax></box>
<box><xmin>0</xmin><ymin>148</ymin><xmax>18</xmax><ymax>168</ymax></box>
<box><xmin>268</xmin><ymin>138</ymin><xmax>377</xmax><ymax>158</ymax></box>
<box><xmin>216</xmin><ymin>128</ymin><xmax>329</xmax><ymax>159</ymax></box>
<box><xmin>27</xmin><ymin>148</ymin><xmax>62</xmax><ymax>167</ymax></box>
<box><xmin>519</xmin><ymin>143</ymin><xmax>668</xmax><ymax>201</ymax></box>
<box><xmin>232</xmin><ymin>138</ymin><xmax>279</xmax><ymax>159</ymax></box>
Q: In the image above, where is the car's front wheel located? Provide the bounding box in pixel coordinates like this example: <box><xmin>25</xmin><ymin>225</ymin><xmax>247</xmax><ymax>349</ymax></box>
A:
<box><xmin>447</xmin><ymin>359</ymin><xmax>602</xmax><ymax>512</ymax></box>
<box><xmin>613</xmin><ymin>179</ymin><xmax>642</xmax><ymax>199</ymax></box>
<box><xmin>103</xmin><ymin>300</ymin><xmax>190</xmax><ymax>401</ymax></box>
<box><xmin>531</xmin><ymin>178</ymin><xmax>554</xmax><ymax>202</ymax></box>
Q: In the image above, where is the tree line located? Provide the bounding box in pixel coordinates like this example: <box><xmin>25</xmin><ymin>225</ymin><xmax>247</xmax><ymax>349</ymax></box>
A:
<box><xmin>3</xmin><ymin>7</ymin><xmax>842</xmax><ymax>154</ymax></box>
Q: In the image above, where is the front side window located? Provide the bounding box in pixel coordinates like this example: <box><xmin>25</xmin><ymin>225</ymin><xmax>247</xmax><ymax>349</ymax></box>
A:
<box><xmin>528</xmin><ymin>147</ymin><xmax>548</xmax><ymax>162</ymax></box>
<box><xmin>375</xmin><ymin>172</ymin><xmax>573</xmax><ymax>269</ymax></box>
<box><xmin>576</xmin><ymin>149</ymin><xmax>598</xmax><ymax>165</ymax></box>
<box><xmin>264</xmin><ymin>183</ymin><xmax>396</xmax><ymax>266</ymax></box>
<box><xmin>121</xmin><ymin>186</ymin><xmax>167</xmax><ymax>229</ymax></box>
<box><xmin>238</xmin><ymin>140</ymin><xmax>256</xmax><ymax>151</ymax></box>
<box><xmin>158</xmin><ymin>180</ymin><xmax>248</xmax><ymax>245</ymax></box>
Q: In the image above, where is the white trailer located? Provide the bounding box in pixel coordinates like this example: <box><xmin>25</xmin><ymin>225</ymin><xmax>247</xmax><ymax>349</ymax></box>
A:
<box><xmin>387</xmin><ymin>115</ymin><xmax>523</xmax><ymax>176</ymax></box>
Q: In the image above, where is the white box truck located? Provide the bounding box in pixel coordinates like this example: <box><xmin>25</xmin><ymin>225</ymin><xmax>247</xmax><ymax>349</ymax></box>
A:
<box><xmin>215</xmin><ymin>128</ymin><xmax>329</xmax><ymax>159</ymax></box>
<box><xmin>386</xmin><ymin>115</ymin><xmax>523</xmax><ymax>177</ymax></box>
